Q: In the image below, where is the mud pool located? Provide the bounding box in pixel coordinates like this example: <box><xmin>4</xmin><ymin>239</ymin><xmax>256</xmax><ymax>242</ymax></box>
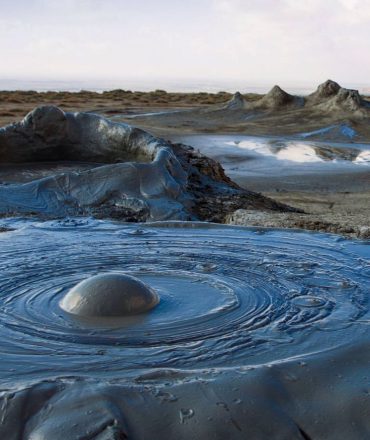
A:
<box><xmin>0</xmin><ymin>218</ymin><xmax>368</xmax><ymax>387</ymax></box>
<box><xmin>169</xmin><ymin>134</ymin><xmax>370</xmax><ymax>178</ymax></box>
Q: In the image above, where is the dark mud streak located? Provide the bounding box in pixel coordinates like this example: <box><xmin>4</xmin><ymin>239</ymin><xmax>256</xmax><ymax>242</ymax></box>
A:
<box><xmin>297</xmin><ymin>425</ymin><xmax>312</xmax><ymax>440</ymax></box>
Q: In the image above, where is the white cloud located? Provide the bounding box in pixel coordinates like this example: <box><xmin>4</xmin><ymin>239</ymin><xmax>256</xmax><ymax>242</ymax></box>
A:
<box><xmin>209</xmin><ymin>0</ymin><xmax>370</xmax><ymax>83</ymax></box>
<box><xmin>0</xmin><ymin>0</ymin><xmax>369</xmax><ymax>85</ymax></box>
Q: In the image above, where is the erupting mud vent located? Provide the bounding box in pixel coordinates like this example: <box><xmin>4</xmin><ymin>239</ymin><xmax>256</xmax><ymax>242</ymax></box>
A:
<box><xmin>60</xmin><ymin>273</ymin><xmax>160</xmax><ymax>317</ymax></box>
<box><xmin>0</xmin><ymin>219</ymin><xmax>369</xmax><ymax>439</ymax></box>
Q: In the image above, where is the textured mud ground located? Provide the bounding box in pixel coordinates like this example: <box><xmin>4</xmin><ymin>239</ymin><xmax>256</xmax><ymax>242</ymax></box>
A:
<box><xmin>0</xmin><ymin>220</ymin><xmax>369</xmax><ymax>439</ymax></box>
<box><xmin>0</xmin><ymin>84</ymin><xmax>369</xmax><ymax>438</ymax></box>
<box><xmin>0</xmin><ymin>81</ymin><xmax>370</xmax><ymax>237</ymax></box>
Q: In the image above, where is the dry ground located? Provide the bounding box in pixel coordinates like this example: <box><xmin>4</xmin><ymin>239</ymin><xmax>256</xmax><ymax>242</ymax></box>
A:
<box><xmin>0</xmin><ymin>89</ymin><xmax>247</xmax><ymax>126</ymax></box>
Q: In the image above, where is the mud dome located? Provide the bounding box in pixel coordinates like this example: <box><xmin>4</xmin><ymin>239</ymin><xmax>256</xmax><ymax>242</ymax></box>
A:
<box><xmin>0</xmin><ymin>106</ymin><xmax>291</xmax><ymax>221</ymax></box>
<box><xmin>0</xmin><ymin>219</ymin><xmax>369</xmax><ymax>439</ymax></box>
<box><xmin>60</xmin><ymin>273</ymin><xmax>160</xmax><ymax>317</ymax></box>
<box><xmin>0</xmin><ymin>105</ymin><xmax>158</xmax><ymax>163</ymax></box>
<box><xmin>0</xmin><ymin>106</ymin><xmax>188</xmax><ymax>220</ymax></box>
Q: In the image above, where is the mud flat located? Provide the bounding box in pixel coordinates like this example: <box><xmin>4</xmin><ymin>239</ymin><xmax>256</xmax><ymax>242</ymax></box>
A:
<box><xmin>103</xmin><ymin>80</ymin><xmax>369</xmax><ymax>237</ymax></box>
<box><xmin>165</xmin><ymin>133</ymin><xmax>370</xmax><ymax>238</ymax></box>
<box><xmin>0</xmin><ymin>220</ymin><xmax>369</xmax><ymax>439</ymax></box>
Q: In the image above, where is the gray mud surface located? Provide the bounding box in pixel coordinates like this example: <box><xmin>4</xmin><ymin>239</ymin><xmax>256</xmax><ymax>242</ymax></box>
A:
<box><xmin>162</xmin><ymin>134</ymin><xmax>370</xmax><ymax>238</ymax></box>
<box><xmin>0</xmin><ymin>87</ymin><xmax>370</xmax><ymax>439</ymax></box>
<box><xmin>0</xmin><ymin>220</ymin><xmax>369</xmax><ymax>439</ymax></box>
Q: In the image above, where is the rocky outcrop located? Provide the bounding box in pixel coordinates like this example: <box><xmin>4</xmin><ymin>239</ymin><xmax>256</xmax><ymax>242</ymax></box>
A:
<box><xmin>0</xmin><ymin>106</ymin><xmax>295</xmax><ymax>221</ymax></box>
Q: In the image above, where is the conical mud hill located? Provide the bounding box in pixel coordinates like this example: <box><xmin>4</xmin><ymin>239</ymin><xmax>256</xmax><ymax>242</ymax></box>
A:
<box><xmin>309</xmin><ymin>79</ymin><xmax>341</xmax><ymax>100</ymax></box>
<box><xmin>226</xmin><ymin>91</ymin><xmax>247</xmax><ymax>110</ymax></box>
<box><xmin>111</xmin><ymin>79</ymin><xmax>370</xmax><ymax>140</ymax></box>
<box><xmin>225</xmin><ymin>86</ymin><xmax>300</xmax><ymax>111</ymax></box>
<box><xmin>261</xmin><ymin>85</ymin><xmax>294</xmax><ymax>106</ymax></box>
<box><xmin>307</xmin><ymin>79</ymin><xmax>365</xmax><ymax>112</ymax></box>
<box><xmin>223</xmin><ymin>81</ymin><xmax>368</xmax><ymax>114</ymax></box>
<box><xmin>252</xmin><ymin>85</ymin><xmax>302</xmax><ymax>110</ymax></box>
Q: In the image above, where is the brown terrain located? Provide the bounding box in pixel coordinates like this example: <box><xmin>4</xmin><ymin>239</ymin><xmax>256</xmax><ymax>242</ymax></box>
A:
<box><xmin>1</xmin><ymin>80</ymin><xmax>370</xmax><ymax>136</ymax></box>
<box><xmin>0</xmin><ymin>89</ymin><xmax>237</xmax><ymax>127</ymax></box>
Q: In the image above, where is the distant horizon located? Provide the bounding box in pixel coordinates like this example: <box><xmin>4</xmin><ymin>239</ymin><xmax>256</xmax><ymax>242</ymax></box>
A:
<box><xmin>0</xmin><ymin>77</ymin><xmax>370</xmax><ymax>95</ymax></box>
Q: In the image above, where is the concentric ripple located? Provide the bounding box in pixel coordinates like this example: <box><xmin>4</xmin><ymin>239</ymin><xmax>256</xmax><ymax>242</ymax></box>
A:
<box><xmin>0</xmin><ymin>219</ymin><xmax>369</xmax><ymax>386</ymax></box>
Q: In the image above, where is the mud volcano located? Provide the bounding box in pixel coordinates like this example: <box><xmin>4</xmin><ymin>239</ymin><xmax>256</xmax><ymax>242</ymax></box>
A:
<box><xmin>0</xmin><ymin>106</ymin><xmax>369</xmax><ymax>439</ymax></box>
<box><xmin>0</xmin><ymin>106</ymin><xmax>292</xmax><ymax>221</ymax></box>
<box><xmin>0</xmin><ymin>220</ymin><xmax>369</xmax><ymax>439</ymax></box>
<box><xmin>60</xmin><ymin>273</ymin><xmax>160</xmax><ymax>317</ymax></box>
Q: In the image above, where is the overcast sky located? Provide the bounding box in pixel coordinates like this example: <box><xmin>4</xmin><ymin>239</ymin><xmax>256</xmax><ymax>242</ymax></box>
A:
<box><xmin>1</xmin><ymin>0</ymin><xmax>370</xmax><ymax>87</ymax></box>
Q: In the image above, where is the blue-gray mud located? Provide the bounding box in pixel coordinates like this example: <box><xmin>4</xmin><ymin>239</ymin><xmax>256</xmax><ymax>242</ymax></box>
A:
<box><xmin>0</xmin><ymin>219</ymin><xmax>369</xmax><ymax>439</ymax></box>
<box><xmin>169</xmin><ymin>134</ymin><xmax>370</xmax><ymax>180</ymax></box>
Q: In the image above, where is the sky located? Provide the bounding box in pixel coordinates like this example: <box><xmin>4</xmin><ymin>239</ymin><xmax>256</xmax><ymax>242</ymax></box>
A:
<box><xmin>1</xmin><ymin>0</ymin><xmax>370</xmax><ymax>88</ymax></box>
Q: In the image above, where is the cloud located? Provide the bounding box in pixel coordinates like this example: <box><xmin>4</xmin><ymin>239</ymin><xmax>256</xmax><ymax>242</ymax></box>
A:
<box><xmin>210</xmin><ymin>0</ymin><xmax>370</xmax><ymax>83</ymax></box>
<box><xmin>0</xmin><ymin>0</ymin><xmax>369</xmax><ymax>85</ymax></box>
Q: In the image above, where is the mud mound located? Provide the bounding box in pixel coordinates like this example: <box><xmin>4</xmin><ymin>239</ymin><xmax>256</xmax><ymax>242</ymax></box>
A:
<box><xmin>221</xmin><ymin>80</ymin><xmax>369</xmax><ymax>116</ymax></box>
<box><xmin>221</xmin><ymin>86</ymin><xmax>300</xmax><ymax>112</ymax></box>
<box><xmin>326</xmin><ymin>87</ymin><xmax>363</xmax><ymax>112</ymax></box>
<box><xmin>0</xmin><ymin>106</ymin><xmax>294</xmax><ymax>221</ymax></box>
<box><xmin>309</xmin><ymin>79</ymin><xmax>341</xmax><ymax>101</ymax></box>
<box><xmin>307</xmin><ymin>79</ymin><xmax>366</xmax><ymax>113</ymax></box>
<box><xmin>0</xmin><ymin>106</ymin><xmax>158</xmax><ymax>163</ymax></box>
<box><xmin>253</xmin><ymin>85</ymin><xmax>300</xmax><ymax>110</ymax></box>
<box><xmin>225</xmin><ymin>92</ymin><xmax>247</xmax><ymax>110</ymax></box>
<box><xmin>118</xmin><ymin>80</ymin><xmax>370</xmax><ymax>139</ymax></box>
